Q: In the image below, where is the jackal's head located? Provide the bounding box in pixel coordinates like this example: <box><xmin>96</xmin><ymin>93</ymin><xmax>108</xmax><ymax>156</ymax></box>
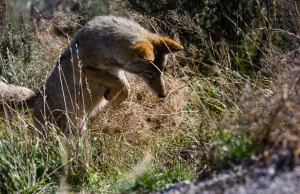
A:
<box><xmin>124</xmin><ymin>36</ymin><xmax>183</xmax><ymax>98</ymax></box>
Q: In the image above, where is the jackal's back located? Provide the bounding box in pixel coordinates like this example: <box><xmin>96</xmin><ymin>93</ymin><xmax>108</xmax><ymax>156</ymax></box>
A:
<box><xmin>73</xmin><ymin>16</ymin><xmax>156</xmax><ymax>66</ymax></box>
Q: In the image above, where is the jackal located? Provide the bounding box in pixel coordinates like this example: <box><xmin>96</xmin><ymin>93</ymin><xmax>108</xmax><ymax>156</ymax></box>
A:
<box><xmin>1</xmin><ymin>16</ymin><xmax>183</xmax><ymax>133</ymax></box>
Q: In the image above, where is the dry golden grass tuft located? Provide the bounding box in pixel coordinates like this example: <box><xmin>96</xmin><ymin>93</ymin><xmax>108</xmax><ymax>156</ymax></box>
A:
<box><xmin>33</xmin><ymin>30</ymin><xmax>67</xmax><ymax>59</ymax></box>
<box><xmin>90</xmin><ymin>72</ymin><xmax>190</xmax><ymax>146</ymax></box>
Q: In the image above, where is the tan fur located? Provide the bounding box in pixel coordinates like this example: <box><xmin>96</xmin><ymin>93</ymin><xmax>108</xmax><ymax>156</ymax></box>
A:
<box><xmin>131</xmin><ymin>42</ymin><xmax>155</xmax><ymax>61</ymax></box>
<box><xmin>160</xmin><ymin>37</ymin><xmax>184</xmax><ymax>53</ymax></box>
<box><xmin>0</xmin><ymin>16</ymin><xmax>183</xmax><ymax>134</ymax></box>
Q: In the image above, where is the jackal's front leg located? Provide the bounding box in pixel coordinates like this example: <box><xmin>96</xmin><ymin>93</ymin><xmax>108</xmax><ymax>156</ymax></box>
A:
<box><xmin>110</xmin><ymin>80</ymin><xmax>130</xmax><ymax>107</ymax></box>
<box><xmin>82</xmin><ymin>66</ymin><xmax>126</xmax><ymax>101</ymax></box>
<box><xmin>103</xmin><ymin>85</ymin><xmax>124</xmax><ymax>101</ymax></box>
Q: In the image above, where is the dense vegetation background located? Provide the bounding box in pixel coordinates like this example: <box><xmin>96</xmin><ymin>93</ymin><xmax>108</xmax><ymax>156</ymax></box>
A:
<box><xmin>0</xmin><ymin>0</ymin><xmax>300</xmax><ymax>193</ymax></box>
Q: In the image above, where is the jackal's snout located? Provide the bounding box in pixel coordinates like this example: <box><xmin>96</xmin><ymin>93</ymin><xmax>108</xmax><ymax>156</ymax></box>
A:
<box><xmin>141</xmin><ymin>73</ymin><xmax>167</xmax><ymax>98</ymax></box>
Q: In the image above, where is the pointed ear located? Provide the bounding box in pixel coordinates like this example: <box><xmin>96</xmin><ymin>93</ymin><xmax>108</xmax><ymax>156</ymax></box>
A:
<box><xmin>160</xmin><ymin>37</ymin><xmax>183</xmax><ymax>53</ymax></box>
<box><xmin>131</xmin><ymin>42</ymin><xmax>154</xmax><ymax>61</ymax></box>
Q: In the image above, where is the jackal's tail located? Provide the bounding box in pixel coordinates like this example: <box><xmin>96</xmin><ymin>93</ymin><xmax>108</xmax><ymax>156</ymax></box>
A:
<box><xmin>0</xmin><ymin>80</ymin><xmax>36</xmax><ymax>117</ymax></box>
